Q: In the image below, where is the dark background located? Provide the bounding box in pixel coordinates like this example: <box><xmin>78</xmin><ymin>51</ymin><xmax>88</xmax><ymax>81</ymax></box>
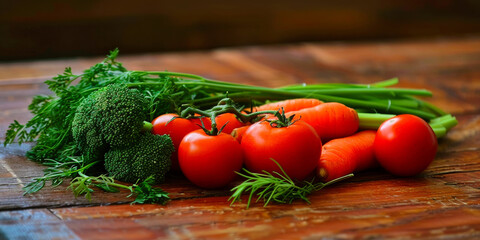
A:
<box><xmin>1</xmin><ymin>0</ymin><xmax>480</xmax><ymax>61</ymax></box>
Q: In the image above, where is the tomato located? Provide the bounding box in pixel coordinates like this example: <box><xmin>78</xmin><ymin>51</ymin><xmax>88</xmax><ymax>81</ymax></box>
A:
<box><xmin>190</xmin><ymin>114</ymin><xmax>212</xmax><ymax>130</ymax></box>
<box><xmin>374</xmin><ymin>114</ymin><xmax>438</xmax><ymax>176</ymax></box>
<box><xmin>241</xmin><ymin>120</ymin><xmax>322</xmax><ymax>181</ymax></box>
<box><xmin>178</xmin><ymin>129</ymin><xmax>243</xmax><ymax>189</ymax></box>
<box><xmin>215</xmin><ymin>113</ymin><xmax>245</xmax><ymax>134</ymax></box>
<box><xmin>151</xmin><ymin>114</ymin><xmax>204</xmax><ymax>171</ymax></box>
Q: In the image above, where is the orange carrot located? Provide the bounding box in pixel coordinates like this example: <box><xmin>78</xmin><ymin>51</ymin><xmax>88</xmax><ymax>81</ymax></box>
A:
<box><xmin>286</xmin><ymin>102</ymin><xmax>359</xmax><ymax>142</ymax></box>
<box><xmin>231</xmin><ymin>125</ymin><xmax>250</xmax><ymax>143</ymax></box>
<box><xmin>252</xmin><ymin>98</ymin><xmax>323</xmax><ymax>113</ymax></box>
<box><xmin>317</xmin><ymin>130</ymin><xmax>378</xmax><ymax>182</ymax></box>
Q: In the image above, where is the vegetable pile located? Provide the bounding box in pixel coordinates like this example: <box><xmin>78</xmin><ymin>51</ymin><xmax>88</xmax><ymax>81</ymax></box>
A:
<box><xmin>4</xmin><ymin>49</ymin><xmax>457</xmax><ymax>206</ymax></box>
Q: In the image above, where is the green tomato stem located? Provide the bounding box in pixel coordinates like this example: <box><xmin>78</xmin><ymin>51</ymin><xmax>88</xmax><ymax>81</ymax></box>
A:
<box><xmin>142</xmin><ymin>121</ymin><xmax>153</xmax><ymax>132</ymax></box>
<box><xmin>180</xmin><ymin>98</ymin><xmax>279</xmax><ymax>135</ymax></box>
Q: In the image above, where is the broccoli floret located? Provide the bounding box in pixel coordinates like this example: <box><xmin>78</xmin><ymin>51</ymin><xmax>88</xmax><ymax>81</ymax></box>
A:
<box><xmin>96</xmin><ymin>84</ymin><xmax>149</xmax><ymax>148</ymax></box>
<box><xmin>72</xmin><ymin>84</ymin><xmax>150</xmax><ymax>161</ymax></box>
<box><xmin>72</xmin><ymin>89</ymin><xmax>109</xmax><ymax>161</ymax></box>
<box><xmin>104</xmin><ymin>132</ymin><xmax>174</xmax><ymax>184</ymax></box>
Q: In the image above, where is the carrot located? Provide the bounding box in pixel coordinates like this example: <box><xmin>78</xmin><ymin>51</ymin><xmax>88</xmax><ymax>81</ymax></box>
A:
<box><xmin>252</xmin><ymin>98</ymin><xmax>323</xmax><ymax>113</ymax></box>
<box><xmin>317</xmin><ymin>130</ymin><xmax>378</xmax><ymax>182</ymax></box>
<box><xmin>231</xmin><ymin>125</ymin><xmax>250</xmax><ymax>143</ymax></box>
<box><xmin>286</xmin><ymin>102</ymin><xmax>359</xmax><ymax>142</ymax></box>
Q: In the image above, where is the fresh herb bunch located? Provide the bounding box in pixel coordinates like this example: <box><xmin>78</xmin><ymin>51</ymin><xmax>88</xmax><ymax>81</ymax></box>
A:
<box><xmin>229</xmin><ymin>159</ymin><xmax>353</xmax><ymax>208</ymax></box>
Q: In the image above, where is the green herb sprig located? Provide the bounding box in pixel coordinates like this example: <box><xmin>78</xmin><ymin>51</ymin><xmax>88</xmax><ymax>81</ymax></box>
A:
<box><xmin>229</xmin><ymin>160</ymin><xmax>353</xmax><ymax>208</ymax></box>
<box><xmin>69</xmin><ymin>174</ymin><xmax>169</xmax><ymax>205</ymax></box>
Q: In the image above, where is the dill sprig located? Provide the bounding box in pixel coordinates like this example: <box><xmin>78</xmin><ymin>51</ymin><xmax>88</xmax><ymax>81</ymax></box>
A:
<box><xmin>69</xmin><ymin>174</ymin><xmax>169</xmax><ymax>205</ymax></box>
<box><xmin>229</xmin><ymin>160</ymin><xmax>353</xmax><ymax>208</ymax></box>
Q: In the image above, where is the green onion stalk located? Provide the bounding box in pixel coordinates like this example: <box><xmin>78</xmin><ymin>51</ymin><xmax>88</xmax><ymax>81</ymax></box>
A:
<box><xmin>358</xmin><ymin>113</ymin><xmax>458</xmax><ymax>138</ymax></box>
<box><xmin>127</xmin><ymin>71</ymin><xmax>457</xmax><ymax>135</ymax></box>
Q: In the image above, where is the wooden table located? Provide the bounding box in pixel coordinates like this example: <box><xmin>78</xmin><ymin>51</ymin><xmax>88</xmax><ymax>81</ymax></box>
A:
<box><xmin>1</xmin><ymin>37</ymin><xmax>480</xmax><ymax>239</ymax></box>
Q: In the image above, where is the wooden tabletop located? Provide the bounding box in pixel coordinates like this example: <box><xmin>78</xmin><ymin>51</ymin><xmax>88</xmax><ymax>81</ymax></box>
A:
<box><xmin>1</xmin><ymin>37</ymin><xmax>480</xmax><ymax>239</ymax></box>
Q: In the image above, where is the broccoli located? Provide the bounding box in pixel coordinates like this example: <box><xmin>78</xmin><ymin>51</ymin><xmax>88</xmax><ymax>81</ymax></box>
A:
<box><xmin>71</xmin><ymin>84</ymin><xmax>174</xmax><ymax>184</ymax></box>
<box><xmin>72</xmin><ymin>89</ymin><xmax>109</xmax><ymax>161</ymax></box>
<box><xmin>105</xmin><ymin>132</ymin><xmax>174</xmax><ymax>184</ymax></box>
<box><xmin>95</xmin><ymin>84</ymin><xmax>151</xmax><ymax>148</ymax></box>
<box><xmin>72</xmin><ymin>84</ymin><xmax>151</xmax><ymax>161</ymax></box>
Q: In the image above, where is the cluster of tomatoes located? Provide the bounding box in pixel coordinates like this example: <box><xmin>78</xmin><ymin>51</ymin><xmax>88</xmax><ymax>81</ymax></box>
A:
<box><xmin>151</xmin><ymin>112</ymin><xmax>323</xmax><ymax>188</ymax></box>
<box><xmin>152</xmin><ymin>110</ymin><xmax>438</xmax><ymax>189</ymax></box>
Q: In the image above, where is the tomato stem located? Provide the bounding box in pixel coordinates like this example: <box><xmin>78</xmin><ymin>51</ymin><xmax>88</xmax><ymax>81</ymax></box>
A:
<box><xmin>264</xmin><ymin>109</ymin><xmax>298</xmax><ymax>128</ymax></box>
<box><xmin>142</xmin><ymin>121</ymin><xmax>153</xmax><ymax>132</ymax></box>
<box><xmin>179</xmin><ymin>98</ymin><xmax>274</xmax><ymax>135</ymax></box>
<box><xmin>179</xmin><ymin>98</ymin><xmax>301</xmax><ymax>135</ymax></box>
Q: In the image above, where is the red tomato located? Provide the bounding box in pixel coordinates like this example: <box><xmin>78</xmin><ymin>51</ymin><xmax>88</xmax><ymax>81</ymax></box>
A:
<box><xmin>178</xmin><ymin>129</ymin><xmax>243</xmax><ymax>189</ymax></box>
<box><xmin>215</xmin><ymin>113</ymin><xmax>245</xmax><ymax>134</ymax></box>
<box><xmin>374</xmin><ymin>114</ymin><xmax>438</xmax><ymax>176</ymax></box>
<box><xmin>151</xmin><ymin>114</ymin><xmax>202</xmax><ymax>171</ymax></box>
<box><xmin>241</xmin><ymin>120</ymin><xmax>322</xmax><ymax>181</ymax></box>
<box><xmin>190</xmin><ymin>114</ymin><xmax>212</xmax><ymax>130</ymax></box>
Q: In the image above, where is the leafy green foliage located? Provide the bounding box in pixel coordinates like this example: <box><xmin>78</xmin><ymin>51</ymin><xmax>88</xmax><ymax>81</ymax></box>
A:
<box><xmin>4</xmin><ymin>49</ymin><xmax>180</xmax><ymax>202</ymax></box>
<box><xmin>3</xmin><ymin>49</ymin><xmax>129</xmax><ymax>164</ymax></box>
<box><xmin>130</xmin><ymin>176</ymin><xmax>170</xmax><ymax>205</ymax></box>
<box><xmin>4</xmin><ymin>120</ymin><xmax>30</xmax><ymax>146</ymax></box>
<box><xmin>229</xmin><ymin>159</ymin><xmax>353</xmax><ymax>208</ymax></box>
<box><xmin>23</xmin><ymin>156</ymin><xmax>97</xmax><ymax>195</ymax></box>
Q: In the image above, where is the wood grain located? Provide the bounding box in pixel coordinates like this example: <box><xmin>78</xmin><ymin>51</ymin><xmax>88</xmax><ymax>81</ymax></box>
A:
<box><xmin>0</xmin><ymin>37</ymin><xmax>479</xmax><ymax>239</ymax></box>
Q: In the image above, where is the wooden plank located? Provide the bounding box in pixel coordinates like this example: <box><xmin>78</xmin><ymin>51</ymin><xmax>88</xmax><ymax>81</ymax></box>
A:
<box><xmin>4</xmin><ymin>202</ymin><xmax>479</xmax><ymax>239</ymax></box>
<box><xmin>43</xmin><ymin>177</ymin><xmax>480</xmax><ymax>239</ymax></box>
<box><xmin>2</xmin><ymin>195</ymin><xmax>480</xmax><ymax>239</ymax></box>
<box><xmin>0</xmin><ymin>208</ymin><xmax>80</xmax><ymax>240</ymax></box>
<box><xmin>438</xmin><ymin>113</ymin><xmax>480</xmax><ymax>153</ymax></box>
<box><xmin>1</xmin><ymin>37</ymin><xmax>480</xmax><ymax>83</ymax></box>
